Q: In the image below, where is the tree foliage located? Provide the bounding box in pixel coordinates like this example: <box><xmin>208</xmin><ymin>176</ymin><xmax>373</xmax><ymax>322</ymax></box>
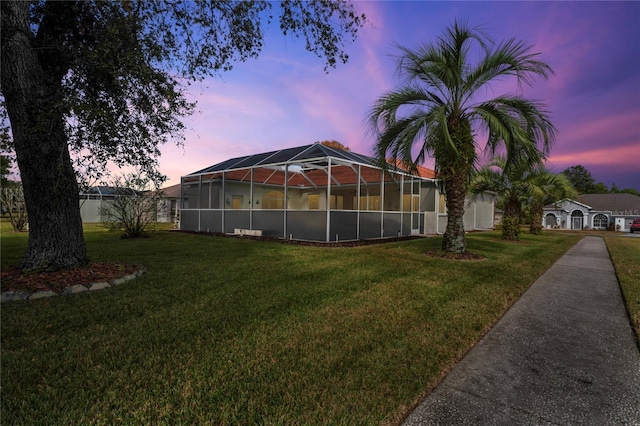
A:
<box><xmin>527</xmin><ymin>171</ymin><xmax>576</xmax><ymax>234</ymax></box>
<box><xmin>17</xmin><ymin>1</ymin><xmax>366</xmax><ymax>183</ymax></box>
<box><xmin>561</xmin><ymin>165</ymin><xmax>595</xmax><ymax>194</ymax></box>
<box><xmin>319</xmin><ymin>140</ymin><xmax>351</xmax><ymax>151</ymax></box>
<box><xmin>560</xmin><ymin>164</ymin><xmax>639</xmax><ymax>195</ymax></box>
<box><xmin>471</xmin><ymin>157</ymin><xmax>576</xmax><ymax>239</ymax></box>
<box><xmin>0</xmin><ymin>0</ymin><xmax>365</xmax><ymax>270</ymax></box>
<box><xmin>368</xmin><ymin>19</ymin><xmax>555</xmax><ymax>252</ymax></box>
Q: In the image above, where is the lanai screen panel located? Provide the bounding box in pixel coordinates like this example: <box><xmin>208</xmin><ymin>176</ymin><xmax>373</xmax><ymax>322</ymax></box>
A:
<box><xmin>181</xmin><ymin>144</ymin><xmax>435</xmax><ymax>240</ymax></box>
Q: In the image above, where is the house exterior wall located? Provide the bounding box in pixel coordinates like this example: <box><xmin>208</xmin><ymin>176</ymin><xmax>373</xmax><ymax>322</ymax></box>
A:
<box><xmin>474</xmin><ymin>195</ymin><xmax>495</xmax><ymax>229</ymax></box>
<box><xmin>423</xmin><ymin>186</ymin><xmax>493</xmax><ymax>235</ymax></box>
<box><xmin>542</xmin><ymin>198</ymin><xmax>640</xmax><ymax>231</ymax></box>
<box><xmin>79</xmin><ymin>198</ymin><xmax>173</xmax><ymax>223</ymax></box>
<box><xmin>80</xmin><ymin>199</ymin><xmax>104</xmax><ymax>223</ymax></box>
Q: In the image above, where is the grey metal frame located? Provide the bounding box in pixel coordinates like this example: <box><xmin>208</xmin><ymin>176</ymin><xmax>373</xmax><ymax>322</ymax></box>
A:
<box><xmin>180</xmin><ymin>144</ymin><xmax>434</xmax><ymax>242</ymax></box>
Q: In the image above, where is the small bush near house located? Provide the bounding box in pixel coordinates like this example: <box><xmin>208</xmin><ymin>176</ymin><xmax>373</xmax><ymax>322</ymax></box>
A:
<box><xmin>98</xmin><ymin>173</ymin><xmax>165</xmax><ymax>238</ymax></box>
<box><xmin>0</xmin><ymin>186</ymin><xmax>28</xmax><ymax>232</ymax></box>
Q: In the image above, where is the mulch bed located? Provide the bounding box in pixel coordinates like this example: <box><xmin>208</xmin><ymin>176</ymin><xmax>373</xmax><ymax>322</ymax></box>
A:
<box><xmin>1</xmin><ymin>263</ymin><xmax>139</xmax><ymax>294</ymax></box>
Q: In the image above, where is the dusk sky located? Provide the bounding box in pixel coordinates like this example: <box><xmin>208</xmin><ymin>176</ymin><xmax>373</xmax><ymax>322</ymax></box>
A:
<box><xmin>158</xmin><ymin>1</ymin><xmax>640</xmax><ymax>191</ymax></box>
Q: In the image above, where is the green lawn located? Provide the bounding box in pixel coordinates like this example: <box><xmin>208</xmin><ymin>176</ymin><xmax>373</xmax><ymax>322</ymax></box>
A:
<box><xmin>605</xmin><ymin>236</ymin><xmax>640</xmax><ymax>348</ymax></box>
<box><xmin>0</xmin><ymin>223</ymin><xmax>611</xmax><ymax>424</ymax></box>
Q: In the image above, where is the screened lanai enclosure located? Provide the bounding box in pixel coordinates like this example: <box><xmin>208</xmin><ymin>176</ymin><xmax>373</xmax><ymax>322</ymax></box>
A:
<box><xmin>180</xmin><ymin>143</ymin><xmax>441</xmax><ymax>242</ymax></box>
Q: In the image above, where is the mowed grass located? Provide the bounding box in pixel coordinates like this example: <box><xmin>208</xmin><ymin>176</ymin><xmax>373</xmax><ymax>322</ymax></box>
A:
<box><xmin>1</xmin><ymin>222</ymin><xmax>585</xmax><ymax>424</ymax></box>
<box><xmin>605</xmin><ymin>236</ymin><xmax>640</xmax><ymax>347</ymax></box>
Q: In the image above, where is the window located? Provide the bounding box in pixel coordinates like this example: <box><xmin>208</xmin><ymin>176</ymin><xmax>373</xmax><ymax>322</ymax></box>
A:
<box><xmin>359</xmin><ymin>195</ymin><xmax>380</xmax><ymax>211</ymax></box>
<box><xmin>545</xmin><ymin>213</ymin><xmax>556</xmax><ymax>227</ymax></box>
<box><xmin>593</xmin><ymin>214</ymin><xmax>608</xmax><ymax>229</ymax></box>
<box><xmin>232</xmin><ymin>196</ymin><xmax>242</xmax><ymax>209</ymax></box>
<box><xmin>262</xmin><ymin>190</ymin><xmax>284</xmax><ymax>209</ymax></box>
<box><xmin>329</xmin><ymin>195</ymin><xmax>344</xmax><ymax>210</ymax></box>
<box><xmin>308</xmin><ymin>194</ymin><xmax>319</xmax><ymax>209</ymax></box>
<box><xmin>402</xmin><ymin>194</ymin><xmax>420</xmax><ymax>212</ymax></box>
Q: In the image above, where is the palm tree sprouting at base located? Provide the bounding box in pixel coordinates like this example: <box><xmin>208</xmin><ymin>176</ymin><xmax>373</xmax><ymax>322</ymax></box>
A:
<box><xmin>367</xmin><ymin>19</ymin><xmax>556</xmax><ymax>253</ymax></box>
<box><xmin>471</xmin><ymin>157</ymin><xmax>577</xmax><ymax>240</ymax></box>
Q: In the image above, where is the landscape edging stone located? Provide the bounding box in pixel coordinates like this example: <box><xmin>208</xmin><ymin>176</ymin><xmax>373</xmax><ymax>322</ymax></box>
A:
<box><xmin>0</xmin><ymin>265</ymin><xmax>146</xmax><ymax>304</ymax></box>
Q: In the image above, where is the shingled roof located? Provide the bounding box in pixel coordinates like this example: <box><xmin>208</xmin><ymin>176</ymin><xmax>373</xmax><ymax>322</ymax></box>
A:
<box><xmin>578</xmin><ymin>193</ymin><xmax>640</xmax><ymax>213</ymax></box>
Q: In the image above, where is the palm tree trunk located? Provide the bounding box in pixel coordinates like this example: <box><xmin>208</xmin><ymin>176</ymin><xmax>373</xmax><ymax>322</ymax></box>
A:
<box><xmin>501</xmin><ymin>198</ymin><xmax>521</xmax><ymax>240</ymax></box>
<box><xmin>529</xmin><ymin>202</ymin><xmax>543</xmax><ymax>234</ymax></box>
<box><xmin>439</xmin><ymin>120</ymin><xmax>475</xmax><ymax>253</ymax></box>
<box><xmin>442</xmin><ymin>170</ymin><xmax>468</xmax><ymax>252</ymax></box>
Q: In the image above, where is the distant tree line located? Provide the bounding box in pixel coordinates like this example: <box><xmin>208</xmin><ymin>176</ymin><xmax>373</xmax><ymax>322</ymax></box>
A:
<box><xmin>561</xmin><ymin>165</ymin><xmax>639</xmax><ymax>196</ymax></box>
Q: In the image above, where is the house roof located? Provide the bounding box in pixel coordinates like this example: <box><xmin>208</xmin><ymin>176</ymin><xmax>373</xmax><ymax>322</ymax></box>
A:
<box><xmin>387</xmin><ymin>158</ymin><xmax>437</xmax><ymax>179</ymax></box>
<box><xmin>183</xmin><ymin>143</ymin><xmax>436</xmax><ymax>188</ymax></box>
<box><xmin>543</xmin><ymin>198</ymin><xmax>591</xmax><ymax>211</ymax></box>
<box><xmin>544</xmin><ymin>193</ymin><xmax>640</xmax><ymax>214</ymax></box>
<box><xmin>81</xmin><ymin>186</ymin><xmax>141</xmax><ymax>197</ymax></box>
<box><xmin>190</xmin><ymin>143</ymin><xmax>385</xmax><ymax>174</ymax></box>
<box><xmin>159</xmin><ymin>183</ymin><xmax>181</xmax><ymax>198</ymax></box>
<box><xmin>578</xmin><ymin>193</ymin><xmax>640</xmax><ymax>213</ymax></box>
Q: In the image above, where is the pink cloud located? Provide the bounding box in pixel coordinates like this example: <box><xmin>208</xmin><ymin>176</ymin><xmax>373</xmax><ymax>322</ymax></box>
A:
<box><xmin>149</xmin><ymin>1</ymin><xmax>639</xmax><ymax>192</ymax></box>
<box><xmin>548</xmin><ymin>143</ymin><xmax>640</xmax><ymax>169</ymax></box>
<box><xmin>354</xmin><ymin>2</ymin><xmax>391</xmax><ymax>93</ymax></box>
<box><xmin>554</xmin><ymin>110</ymin><xmax>639</xmax><ymax>153</ymax></box>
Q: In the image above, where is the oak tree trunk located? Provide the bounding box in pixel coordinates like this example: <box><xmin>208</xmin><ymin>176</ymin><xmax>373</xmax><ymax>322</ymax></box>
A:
<box><xmin>1</xmin><ymin>1</ymin><xmax>87</xmax><ymax>270</ymax></box>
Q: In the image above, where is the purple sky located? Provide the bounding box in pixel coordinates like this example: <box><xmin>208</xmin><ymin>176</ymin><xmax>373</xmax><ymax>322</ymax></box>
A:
<box><xmin>158</xmin><ymin>1</ymin><xmax>640</xmax><ymax>191</ymax></box>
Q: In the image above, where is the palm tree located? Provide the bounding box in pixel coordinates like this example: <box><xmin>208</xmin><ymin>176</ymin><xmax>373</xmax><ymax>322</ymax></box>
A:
<box><xmin>367</xmin><ymin>20</ymin><xmax>556</xmax><ymax>252</ymax></box>
<box><xmin>471</xmin><ymin>157</ymin><xmax>576</xmax><ymax>239</ymax></box>
<box><xmin>527</xmin><ymin>172</ymin><xmax>577</xmax><ymax>235</ymax></box>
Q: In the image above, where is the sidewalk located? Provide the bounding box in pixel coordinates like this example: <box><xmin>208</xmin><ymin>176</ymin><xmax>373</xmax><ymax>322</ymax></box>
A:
<box><xmin>403</xmin><ymin>236</ymin><xmax>640</xmax><ymax>425</ymax></box>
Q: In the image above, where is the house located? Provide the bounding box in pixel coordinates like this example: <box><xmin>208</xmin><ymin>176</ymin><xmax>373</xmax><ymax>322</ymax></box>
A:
<box><xmin>155</xmin><ymin>183</ymin><xmax>181</xmax><ymax>224</ymax></box>
<box><xmin>79</xmin><ymin>185</ymin><xmax>177</xmax><ymax>223</ymax></box>
<box><xmin>493</xmin><ymin>208</ymin><xmax>504</xmax><ymax>227</ymax></box>
<box><xmin>179</xmin><ymin>143</ymin><xmax>495</xmax><ymax>242</ymax></box>
<box><xmin>80</xmin><ymin>186</ymin><xmax>139</xmax><ymax>223</ymax></box>
<box><xmin>542</xmin><ymin>193</ymin><xmax>640</xmax><ymax>231</ymax></box>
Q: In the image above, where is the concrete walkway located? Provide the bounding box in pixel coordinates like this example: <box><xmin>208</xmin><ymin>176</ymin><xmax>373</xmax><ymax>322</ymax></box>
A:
<box><xmin>403</xmin><ymin>236</ymin><xmax>640</xmax><ymax>425</ymax></box>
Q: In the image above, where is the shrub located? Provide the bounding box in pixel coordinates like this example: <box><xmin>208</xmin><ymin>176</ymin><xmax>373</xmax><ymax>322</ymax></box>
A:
<box><xmin>0</xmin><ymin>186</ymin><xmax>28</xmax><ymax>232</ymax></box>
<box><xmin>98</xmin><ymin>174</ymin><xmax>166</xmax><ymax>238</ymax></box>
<box><xmin>501</xmin><ymin>216</ymin><xmax>520</xmax><ymax>240</ymax></box>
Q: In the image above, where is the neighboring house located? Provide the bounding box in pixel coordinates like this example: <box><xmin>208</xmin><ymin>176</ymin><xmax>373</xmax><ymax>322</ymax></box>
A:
<box><xmin>80</xmin><ymin>186</ymin><xmax>138</xmax><ymax>223</ymax></box>
<box><xmin>156</xmin><ymin>183</ymin><xmax>181</xmax><ymax>224</ymax></box>
<box><xmin>542</xmin><ymin>193</ymin><xmax>640</xmax><ymax>231</ymax></box>
<box><xmin>180</xmin><ymin>143</ymin><xmax>495</xmax><ymax>242</ymax></box>
<box><xmin>79</xmin><ymin>185</ymin><xmax>175</xmax><ymax>223</ymax></box>
<box><xmin>493</xmin><ymin>208</ymin><xmax>504</xmax><ymax>227</ymax></box>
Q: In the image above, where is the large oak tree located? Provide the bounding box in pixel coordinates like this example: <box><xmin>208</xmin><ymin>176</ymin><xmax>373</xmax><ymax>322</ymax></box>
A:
<box><xmin>1</xmin><ymin>0</ymin><xmax>365</xmax><ymax>270</ymax></box>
